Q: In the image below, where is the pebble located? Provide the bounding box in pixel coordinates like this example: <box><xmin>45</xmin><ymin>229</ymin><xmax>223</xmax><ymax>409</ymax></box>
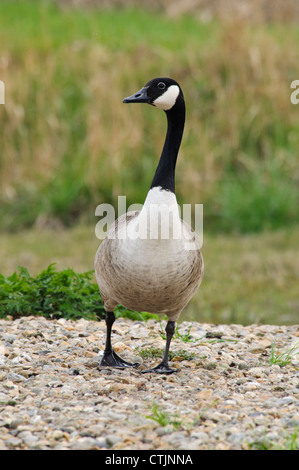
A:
<box><xmin>0</xmin><ymin>316</ymin><xmax>298</xmax><ymax>450</ymax></box>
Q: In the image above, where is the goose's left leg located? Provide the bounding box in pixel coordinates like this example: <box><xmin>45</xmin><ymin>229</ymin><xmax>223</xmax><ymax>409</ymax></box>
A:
<box><xmin>100</xmin><ymin>311</ymin><xmax>139</xmax><ymax>369</ymax></box>
<box><xmin>142</xmin><ymin>320</ymin><xmax>180</xmax><ymax>374</ymax></box>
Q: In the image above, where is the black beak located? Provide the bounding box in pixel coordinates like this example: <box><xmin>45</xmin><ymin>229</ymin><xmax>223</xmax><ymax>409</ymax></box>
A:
<box><xmin>123</xmin><ymin>87</ymin><xmax>150</xmax><ymax>104</ymax></box>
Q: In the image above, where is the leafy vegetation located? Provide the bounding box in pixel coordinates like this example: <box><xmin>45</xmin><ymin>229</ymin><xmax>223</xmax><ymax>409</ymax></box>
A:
<box><xmin>0</xmin><ymin>263</ymin><xmax>148</xmax><ymax>321</ymax></box>
<box><xmin>0</xmin><ymin>264</ymin><xmax>103</xmax><ymax>320</ymax></box>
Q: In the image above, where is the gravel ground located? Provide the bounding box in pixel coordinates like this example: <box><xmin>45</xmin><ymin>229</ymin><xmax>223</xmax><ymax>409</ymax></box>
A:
<box><xmin>0</xmin><ymin>316</ymin><xmax>298</xmax><ymax>450</ymax></box>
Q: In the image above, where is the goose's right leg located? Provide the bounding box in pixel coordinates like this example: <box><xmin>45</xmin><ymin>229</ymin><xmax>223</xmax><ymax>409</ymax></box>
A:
<box><xmin>100</xmin><ymin>311</ymin><xmax>139</xmax><ymax>369</ymax></box>
<box><xmin>141</xmin><ymin>320</ymin><xmax>180</xmax><ymax>374</ymax></box>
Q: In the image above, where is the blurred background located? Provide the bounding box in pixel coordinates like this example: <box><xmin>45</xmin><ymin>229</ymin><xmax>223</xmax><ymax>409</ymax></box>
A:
<box><xmin>0</xmin><ymin>0</ymin><xmax>298</xmax><ymax>325</ymax></box>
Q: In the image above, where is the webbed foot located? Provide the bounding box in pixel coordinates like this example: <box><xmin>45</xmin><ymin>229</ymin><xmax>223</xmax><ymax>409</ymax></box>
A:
<box><xmin>141</xmin><ymin>362</ymin><xmax>180</xmax><ymax>374</ymax></box>
<box><xmin>100</xmin><ymin>349</ymin><xmax>139</xmax><ymax>369</ymax></box>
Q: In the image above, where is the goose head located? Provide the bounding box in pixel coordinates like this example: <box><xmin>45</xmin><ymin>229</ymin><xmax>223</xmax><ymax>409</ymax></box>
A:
<box><xmin>123</xmin><ymin>77</ymin><xmax>182</xmax><ymax>112</ymax></box>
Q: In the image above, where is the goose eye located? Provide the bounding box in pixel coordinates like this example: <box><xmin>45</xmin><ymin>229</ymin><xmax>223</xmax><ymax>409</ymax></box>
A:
<box><xmin>157</xmin><ymin>82</ymin><xmax>166</xmax><ymax>90</ymax></box>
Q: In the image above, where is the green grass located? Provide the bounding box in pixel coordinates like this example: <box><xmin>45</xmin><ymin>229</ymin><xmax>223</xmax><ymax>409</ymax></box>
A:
<box><xmin>249</xmin><ymin>426</ymin><xmax>299</xmax><ymax>450</ymax></box>
<box><xmin>0</xmin><ymin>1</ymin><xmax>299</xmax><ymax>233</ymax></box>
<box><xmin>269</xmin><ymin>341</ymin><xmax>299</xmax><ymax>367</ymax></box>
<box><xmin>158</xmin><ymin>322</ymin><xmax>195</xmax><ymax>342</ymax></box>
<box><xmin>136</xmin><ymin>346</ymin><xmax>195</xmax><ymax>362</ymax></box>
<box><xmin>0</xmin><ymin>263</ymin><xmax>151</xmax><ymax>321</ymax></box>
<box><xmin>0</xmin><ymin>2</ymin><xmax>216</xmax><ymax>53</ymax></box>
<box><xmin>145</xmin><ymin>400</ymin><xmax>219</xmax><ymax>432</ymax></box>
<box><xmin>146</xmin><ymin>402</ymin><xmax>183</xmax><ymax>430</ymax></box>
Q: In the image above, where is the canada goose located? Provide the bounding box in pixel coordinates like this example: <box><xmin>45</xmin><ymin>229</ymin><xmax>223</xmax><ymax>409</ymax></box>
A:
<box><xmin>95</xmin><ymin>77</ymin><xmax>203</xmax><ymax>373</ymax></box>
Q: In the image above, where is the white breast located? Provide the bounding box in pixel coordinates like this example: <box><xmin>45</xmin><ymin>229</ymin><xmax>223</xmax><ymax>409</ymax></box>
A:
<box><xmin>126</xmin><ymin>187</ymin><xmax>181</xmax><ymax>241</ymax></box>
<box><xmin>114</xmin><ymin>187</ymin><xmax>198</xmax><ymax>256</ymax></box>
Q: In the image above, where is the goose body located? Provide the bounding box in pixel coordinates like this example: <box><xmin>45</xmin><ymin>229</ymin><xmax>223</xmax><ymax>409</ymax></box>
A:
<box><xmin>95</xmin><ymin>78</ymin><xmax>203</xmax><ymax>373</ymax></box>
<box><xmin>95</xmin><ymin>188</ymin><xmax>202</xmax><ymax>321</ymax></box>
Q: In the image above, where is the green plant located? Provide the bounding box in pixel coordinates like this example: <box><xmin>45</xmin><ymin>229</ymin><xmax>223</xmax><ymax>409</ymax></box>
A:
<box><xmin>0</xmin><ymin>264</ymin><xmax>149</xmax><ymax>321</ymax></box>
<box><xmin>269</xmin><ymin>340</ymin><xmax>299</xmax><ymax>367</ymax></box>
<box><xmin>249</xmin><ymin>426</ymin><xmax>298</xmax><ymax>450</ymax></box>
<box><xmin>174</xmin><ymin>323</ymin><xmax>195</xmax><ymax>343</ymax></box>
<box><xmin>248</xmin><ymin>438</ymin><xmax>274</xmax><ymax>450</ymax></box>
<box><xmin>136</xmin><ymin>346</ymin><xmax>195</xmax><ymax>362</ymax></box>
<box><xmin>158</xmin><ymin>322</ymin><xmax>195</xmax><ymax>343</ymax></box>
<box><xmin>285</xmin><ymin>427</ymin><xmax>299</xmax><ymax>451</ymax></box>
<box><xmin>0</xmin><ymin>264</ymin><xmax>103</xmax><ymax>320</ymax></box>
<box><xmin>146</xmin><ymin>403</ymin><xmax>172</xmax><ymax>427</ymax></box>
<box><xmin>146</xmin><ymin>403</ymin><xmax>182</xmax><ymax>429</ymax></box>
<box><xmin>146</xmin><ymin>400</ymin><xmax>219</xmax><ymax>432</ymax></box>
<box><xmin>115</xmin><ymin>308</ymin><xmax>158</xmax><ymax>322</ymax></box>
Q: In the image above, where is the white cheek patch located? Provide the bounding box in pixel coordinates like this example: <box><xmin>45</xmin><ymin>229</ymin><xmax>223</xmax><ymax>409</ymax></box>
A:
<box><xmin>153</xmin><ymin>85</ymin><xmax>180</xmax><ymax>111</ymax></box>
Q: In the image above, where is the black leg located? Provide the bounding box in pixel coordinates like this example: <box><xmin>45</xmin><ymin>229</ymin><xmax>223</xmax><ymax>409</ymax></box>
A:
<box><xmin>99</xmin><ymin>311</ymin><xmax>139</xmax><ymax>369</ymax></box>
<box><xmin>142</xmin><ymin>320</ymin><xmax>180</xmax><ymax>374</ymax></box>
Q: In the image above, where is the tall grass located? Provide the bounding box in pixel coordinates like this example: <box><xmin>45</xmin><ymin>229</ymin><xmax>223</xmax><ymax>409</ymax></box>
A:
<box><xmin>0</xmin><ymin>1</ymin><xmax>299</xmax><ymax>233</ymax></box>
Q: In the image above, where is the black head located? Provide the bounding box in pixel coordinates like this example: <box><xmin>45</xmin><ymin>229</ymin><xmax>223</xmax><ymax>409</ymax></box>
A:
<box><xmin>123</xmin><ymin>77</ymin><xmax>183</xmax><ymax>111</ymax></box>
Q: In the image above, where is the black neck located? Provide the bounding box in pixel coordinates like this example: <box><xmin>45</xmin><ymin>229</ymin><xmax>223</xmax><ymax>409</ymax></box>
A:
<box><xmin>150</xmin><ymin>94</ymin><xmax>185</xmax><ymax>193</ymax></box>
